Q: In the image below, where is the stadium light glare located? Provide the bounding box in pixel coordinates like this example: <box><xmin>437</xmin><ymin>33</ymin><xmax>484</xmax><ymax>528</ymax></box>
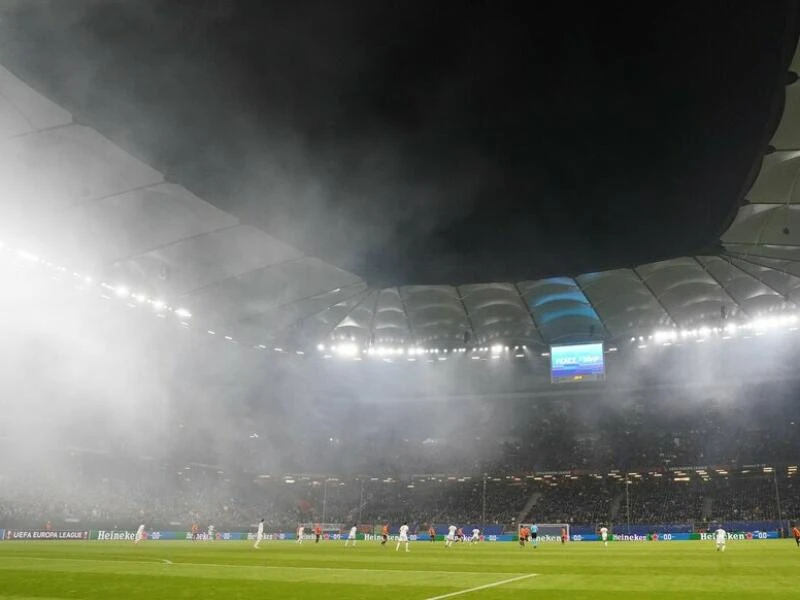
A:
<box><xmin>114</xmin><ymin>285</ymin><xmax>130</xmax><ymax>298</ymax></box>
<box><xmin>336</xmin><ymin>342</ymin><xmax>359</xmax><ymax>357</ymax></box>
<box><xmin>317</xmin><ymin>343</ymin><xmax>325</xmax><ymax>351</ymax></box>
<box><xmin>16</xmin><ymin>249</ymin><xmax>39</xmax><ymax>263</ymax></box>
<box><xmin>174</xmin><ymin>307</ymin><xmax>192</xmax><ymax>319</ymax></box>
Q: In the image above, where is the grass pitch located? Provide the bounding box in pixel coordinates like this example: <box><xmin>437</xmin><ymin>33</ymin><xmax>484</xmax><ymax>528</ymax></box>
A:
<box><xmin>0</xmin><ymin>539</ymin><xmax>797</xmax><ymax>599</ymax></box>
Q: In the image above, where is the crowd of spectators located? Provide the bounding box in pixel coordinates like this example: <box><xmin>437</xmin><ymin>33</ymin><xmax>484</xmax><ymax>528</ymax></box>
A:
<box><xmin>1</xmin><ymin>390</ymin><xmax>798</xmax><ymax>531</ymax></box>
<box><xmin>1</xmin><ymin>459</ymin><xmax>796</xmax><ymax>531</ymax></box>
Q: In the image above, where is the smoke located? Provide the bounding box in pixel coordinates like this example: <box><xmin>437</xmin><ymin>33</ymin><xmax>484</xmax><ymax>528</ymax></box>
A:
<box><xmin>0</xmin><ymin>1</ymin><xmax>798</xmax><ymax>531</ymax></box>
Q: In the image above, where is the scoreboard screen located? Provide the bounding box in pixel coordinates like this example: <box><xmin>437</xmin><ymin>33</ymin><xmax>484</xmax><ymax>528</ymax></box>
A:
<box><xmin>550</xmin><ymin>343</ymin><xmax>605</xmax><ymax>384</ymax></box>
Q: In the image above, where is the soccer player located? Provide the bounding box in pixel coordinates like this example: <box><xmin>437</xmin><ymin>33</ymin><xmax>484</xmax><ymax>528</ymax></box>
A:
<box><xmin>456</xmin><ymin>527</ymin><xmax>464</xmax><ymax>543</ymax></box>
<box><xmin>134</xmin><ymin>524</ymin><xmax>145</xmax><ymax>544</ymax></box>
<box><xmin>254</xmin><ymin>518</ymin><xmax>265</xmax><ymax>548</ymax></box>
<box><xmin>381</xmin><ymin>523</ymin><xmax>389</xmax><ymax>546</ymax></box>
<box><xmin>191</xmin><ymin>522</ymin><xmax>198</xmax><ymax>542</ymax></box>
<box><xmin>345</xmin><ymin>524</ymin><xmax>358</xmax><ymax>547</ymax></box>
<box><xmin>599</xmin><ymin>525</ymin><xmax>609</xmax><ymax>547</ymax></box>
<box><xmin>446</xmin><ymin>525</ymin><xmax>457</xmax><ymax>547</ymax></box>
<box><xmin>519</xmin><ymin>526</ymin><xmax>529</xmax><ymax>548</ymax></box>
<box><xmin>314</xmin><ymin>524</ymin><xmax>322</xmax><ymax>544</ymax></box>
<box><xmin>792</xmin><ymin>524</ymin><xmax>800</xmax><ymax>548</ymax></box>
<box><xmin>714</xmin><ymin>527</ymin><xmax>727</xmax><ymax>552</ymax></box>
<box><xmin>207</xmin><ymin>525</ymin><xmax>215</xmax><ymax>541</ymax></box>
<box><xmin>428</xmin><ymin>526</ymin><xmax>436</xmax><ymax>542</ymax></box>
<box><xmin>296</xmin><ymin>524</ymin><xmax>305</xmax><ymax>544</ymax></box>
<box><xmin>470</xmin><ymin>528</ymin><xmax>480</xmax><ymax>544</ymax></box>
<box><xmin>396</xmin><ymin>522</ymin><xmax>410</xmax><ymax>552</ymax></box>
<box><xmin>530</xmin><ymin>524</ymin><xmax>538</xmax><ymax>548</ymax></box>
<box><xmin>561</xmin><ymin>527</ymin><xmax>568</xmax><ymax>544</ymax></box>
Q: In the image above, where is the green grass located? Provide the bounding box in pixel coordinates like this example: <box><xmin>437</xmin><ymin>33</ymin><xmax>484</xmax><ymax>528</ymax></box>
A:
<box><xmin>0</xmin><ymin>539</ymin><xmax>797</xmax><ymax>599</ymax></box>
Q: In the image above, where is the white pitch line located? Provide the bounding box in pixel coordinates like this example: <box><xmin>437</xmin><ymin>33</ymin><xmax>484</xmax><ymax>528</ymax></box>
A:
<box><xmin>161</xmin><ymin>559</ymin><xmax>173</xmax><ymax>565</ymax></box>
<box><xmin>1</xmin><ymin>556</ymin><xmax>515</xmax><ymax>576</ymax></box>
<box><xmin>425</xmin><ymin>573</ymin><xmax>538</xmax><ymax>600</ymax></box>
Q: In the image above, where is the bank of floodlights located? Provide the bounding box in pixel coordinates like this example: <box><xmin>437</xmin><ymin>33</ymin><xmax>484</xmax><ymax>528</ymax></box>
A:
<box><xmin>6</xmin><ymin>236</ymin><xmax>800</xmax><ymax>365</ymax></box>
<box><xmin>640</xmin><ymin>314</ymin><xmax>799</xmax><ymax>348</ymax></box>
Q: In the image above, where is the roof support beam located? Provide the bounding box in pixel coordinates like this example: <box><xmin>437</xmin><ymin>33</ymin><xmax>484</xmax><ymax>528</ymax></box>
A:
<box><xmin>723</xmin><ymin>254</ymin><xmax>797</xmax><ymax>301</ymax></box>
<box><xmin>108</xmin><ymin>223</ymin><xmax>241</xmax><ymax>269</ymax></box>
<box><xmin>571</xmin><ymin>276</ymin><xmax>611</xmax><ymax>340</ymax></box>
<box><xmin>233</xmin><ymin>281</ymin><xmax>366</xmax><ymax>330</ymax></box>
<box><xmin>366</xmin><ymin>290</ymin><xmax>381</xmax><ymax>345</ymax></box>
<box><xmin>455</xmin><ymin>286</ymin><xmax>477</xmax><ymax>345</ymax></box>
<box><xmin>318</xmin><ymin>289</ymin><xmax>373</xmax><ymax>342</ymax></box>
<box><xmin>179</xmin><ymin>255</ymin><xmax>311</xmax><ymax>298</ymax></box>
<box><xmin>632</xmin><ymin>268</ymin><xmax>680</xmax><ymax>328</ymax></box>
<box><xmin>692</xmin><ymin>257</ymin><xmax>750</xmax><ymax>319</ymax></box>
<box><xmin>513</xmin><ymin>283</ymin><xmax>545</xmax><ymax>344</ymax></box>
<box><xmin>397</xmin><ymin>287</ymin><xmax>417</xmax><ymax>345</ymax></box>
<box><xmin>263</xmin><ymin>288</ymin><xmax>371</xmax><ymax>344</ymax></box>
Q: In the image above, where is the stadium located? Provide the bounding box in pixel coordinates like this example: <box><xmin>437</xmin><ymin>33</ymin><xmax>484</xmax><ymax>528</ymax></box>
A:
<box><xmin>1</xmin><ymin>2</ymin><xmax>800</xmax><ymax>599</ymax></box>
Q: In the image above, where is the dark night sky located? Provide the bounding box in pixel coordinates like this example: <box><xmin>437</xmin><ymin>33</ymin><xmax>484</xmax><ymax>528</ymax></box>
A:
<box><xmin>0</xmin><ymin>1</ymin><xmax>797</xmax><ymax>285</ymax></box>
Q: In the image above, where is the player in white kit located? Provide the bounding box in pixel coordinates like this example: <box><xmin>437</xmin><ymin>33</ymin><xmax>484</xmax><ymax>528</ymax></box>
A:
<box><xmin>714</xmin><ymin>527</ymin><xmax>726</xmax><ymax>552</ymax></box>
<box><xmin>134</xmin><ymin>524</ymin><xmax>145</xmax><ymax>544</ymax></box>
<box><xmin>599</xmin><ymin>526</ymin><xmax>609</xmax><ymax>547</ymax></box>
<box><xmin>470</xmin><ymin>528</ymin><xmax>480</xmax><ymax>544</ymax></box>
<box><xmin>207</xmin><ymin>525</ymin><xmax>215</xmax><ymax>541</ymax></box>
<box><xmin>296</xmin><ymin>524</ymin><xmax>305</xmax><ymax>544</ymax></box>
<box><xmin>345</xmin><ymin>524</ymin><xmax>358</xmax><ymax>546</ymax></box>
<box><xmin>254</xmin><ymin>519</ymin><xmax>265</xmax><ymax>548</ymax></box>
<box><xmin>446</xmin><ymin>525</ymin><xmax>457</xmax><ymax>547</ymax></box>
<box><xmin>396</xmin><ymin>522</ymin><xmax>410</xmax><ymax>552</ymax></box>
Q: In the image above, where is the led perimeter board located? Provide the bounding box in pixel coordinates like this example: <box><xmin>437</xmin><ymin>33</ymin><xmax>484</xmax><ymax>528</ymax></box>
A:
<box><xmin>550</xmin><ymin>342</ymin><xmax>605</xmax><ymax>384</ymax></box>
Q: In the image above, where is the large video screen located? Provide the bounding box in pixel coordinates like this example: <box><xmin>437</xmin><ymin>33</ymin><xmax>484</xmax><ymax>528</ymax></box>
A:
<box><xmin>550</xmin><ymin>343</ymin><xmax>605</xmax><ymax>384</ymax></box>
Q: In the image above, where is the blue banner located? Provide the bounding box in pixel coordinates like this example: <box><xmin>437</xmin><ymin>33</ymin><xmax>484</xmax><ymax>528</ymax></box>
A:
<box><xmin>570</xmin><ymin>531</ymin><xmax>779</xmax><ymax>542</ymax></box>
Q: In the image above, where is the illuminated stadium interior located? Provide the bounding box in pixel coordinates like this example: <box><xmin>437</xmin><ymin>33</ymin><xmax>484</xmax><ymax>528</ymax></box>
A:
<box><xmin>1</xmin><ymin>4</ymin><xmax>800</xmax><ymax>599</ymax></box>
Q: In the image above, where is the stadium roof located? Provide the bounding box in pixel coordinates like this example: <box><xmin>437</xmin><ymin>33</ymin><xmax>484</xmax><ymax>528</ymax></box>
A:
<box><xmin>2</xmin><ymin>41</ymin><xmax>800</xmax><ymax>353</ymax></box>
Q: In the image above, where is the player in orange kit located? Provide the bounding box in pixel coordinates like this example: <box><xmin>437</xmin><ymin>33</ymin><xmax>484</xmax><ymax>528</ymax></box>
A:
<box><xmin>381</xmin><ymin>523</ymin><xmax>389</xmax><ymax>546</ymax></box>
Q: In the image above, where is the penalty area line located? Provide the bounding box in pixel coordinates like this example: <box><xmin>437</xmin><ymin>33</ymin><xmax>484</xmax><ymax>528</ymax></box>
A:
<box><xmin>425</xmin><ymin>573</ymin><xmax>538</xmax><ymax>600</ymax></box>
